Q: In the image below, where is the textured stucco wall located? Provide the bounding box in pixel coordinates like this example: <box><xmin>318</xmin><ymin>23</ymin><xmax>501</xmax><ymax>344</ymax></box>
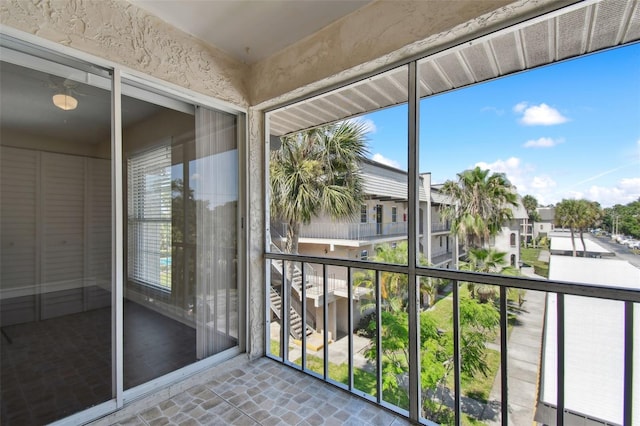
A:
<box><xmin>0</xmin><ymin>0</ymin><xmax>249</xmax><ymax>106</ymax></box>
<box><xmin>247</xmin><ymin>107</ymin><xmax>265</xmax><ymax>359</ymax></box>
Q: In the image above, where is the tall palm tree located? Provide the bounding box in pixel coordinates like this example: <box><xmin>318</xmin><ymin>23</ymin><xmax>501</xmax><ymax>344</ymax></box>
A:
<box><xmin>440</xmin><ymin>167</ymin><xmax>518</xmax><ymax>250</ymax></box>
<box><xmin>577</xmin><ymin>200</ymin><xmax>602</xmax><ymax>254</ymax></box>
<box><xmin>270</xmin><ymin>121</ymin><xmax>369</xmax><ymax>253</ymax></box>
<box><xmin>555</xmin><ymin>199</ymin><xmax>586</xmax><ymax>257</ymax></box>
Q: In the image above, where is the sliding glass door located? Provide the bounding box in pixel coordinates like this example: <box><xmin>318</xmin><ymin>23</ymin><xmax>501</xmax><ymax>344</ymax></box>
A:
<box><xmin>122</xmin><ymin>86</ymin><xmax>239</xmax><ymax>389</ymax></box>
<box><xmin>0</xmin><ymin>50</ymin><xmax>113</xmax><ymax>424</ymax></box>
<box><xmin>0</xmin><ymin>36</ymin><xmax>244</xmax><ymax>425</ymax></box>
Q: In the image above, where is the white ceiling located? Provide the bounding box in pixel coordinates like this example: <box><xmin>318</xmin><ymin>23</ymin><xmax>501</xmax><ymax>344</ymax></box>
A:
<box><xmin>0</xmin><ymin>61</ymin><xmax>167</xmax><ymax>145</ymax></box>
<box><xmin>129</xmin><ymin>0</ymin><xmax>373</xmax><ymax>64</ymax></box>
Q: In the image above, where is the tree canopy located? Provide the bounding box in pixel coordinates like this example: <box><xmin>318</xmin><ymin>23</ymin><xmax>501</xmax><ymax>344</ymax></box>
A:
<box><xmin>440</xmin><ymin>167</ymin><xmax>518</xmax><ymax>250</ymax></box>
<box><xmin>555</xmin><ymin>198</ymin><xmax>602</xmax><ymax>256</ymax></box>
<box><xmin>603</xmin><ymin>198</ymin><xmax>640</xmax><ymax>238</ymax></box>
<box><xmin>364</xmin><ymin>296</ymin><xmax>499</xmax><ymax>422</ymax></box>
<box><xmin>459</xmin><ymin>247</ymin><xmax>517</xmax><ymax>302</ymax></box>
<box><xmin>270</xmin><ymin>121</ymin><xmax>369</xmax><ymax>253</ymax></box>
<box><xmin>522</xmin><ymin>194</ymin><xmax>541</xmax><ymax>222</ymax></box>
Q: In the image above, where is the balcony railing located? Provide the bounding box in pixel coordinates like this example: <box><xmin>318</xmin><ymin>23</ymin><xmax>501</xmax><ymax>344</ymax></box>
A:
<box><xmin>431</xmin><ymin>222</ymin><xmax>451</xmax><ymax>233</ymax></box>
<box><xmin>296</xmin><ymin>221</ymin><xmax>408</xmax><ymax>241</ymax></box>
<box><xmin>431</xmin><ymin>251</ymin><xmax>453</xmax><ymax>265</ymax></box>
<box><xmin>266</xmin><ymin>251</ymin><xmax>639</xmax><ymax>425</ymax></box>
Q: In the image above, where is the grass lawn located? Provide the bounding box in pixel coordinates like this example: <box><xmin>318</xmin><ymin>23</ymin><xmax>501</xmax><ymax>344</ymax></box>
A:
<box><xmin>293</xmin><ymin>355</ymin><xmax>412</xmax><ymax>409</ymax></box>
<box><xmin>269</xmin><ymin>339</ymin><xmax>281</xmax><ymax>357</ymax></box>
<box><xmin>521</xmin><ymin>247</ymin><xmax>549</xmax><ymax>278</ymax></box>
<box><xmin>458</xmin><ymin>348</ymin><xmax>500</xmax><ymax>402</ymax></box>
<box><xmin>426</xmin><ymin>286</ymin><xmax>504</xmax><ymax>403</ymax></box>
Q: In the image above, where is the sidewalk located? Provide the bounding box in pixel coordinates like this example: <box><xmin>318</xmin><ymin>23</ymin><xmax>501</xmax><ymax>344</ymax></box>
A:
<box><xmin>487</xmin><ymin>269</ymin><xmax>546</xmax><ymax>426</ymax></box>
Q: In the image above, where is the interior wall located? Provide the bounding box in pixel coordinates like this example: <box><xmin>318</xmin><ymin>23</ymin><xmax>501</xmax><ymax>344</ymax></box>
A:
<box><xmin>123</xmin><ymin>108</ymin><xmax>194</xmax><ymax>155</ymax></box>
<box><xmin>1</xmin><ymin>128</ymin><xmax>110</xmax><ymax>159</ymax></box>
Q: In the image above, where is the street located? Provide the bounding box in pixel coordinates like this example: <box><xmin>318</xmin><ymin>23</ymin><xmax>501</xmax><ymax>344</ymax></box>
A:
<box><xmin>589</xmin><ymin>233</ymin><xmax>640</xmax><ymax>268</ymax></box>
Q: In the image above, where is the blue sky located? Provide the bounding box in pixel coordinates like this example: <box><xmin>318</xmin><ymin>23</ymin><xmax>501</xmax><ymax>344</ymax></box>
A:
<box><xmin>360</xmin><ymin>43</ymin><xmax>640</xmax><ymax>208</ymax></box>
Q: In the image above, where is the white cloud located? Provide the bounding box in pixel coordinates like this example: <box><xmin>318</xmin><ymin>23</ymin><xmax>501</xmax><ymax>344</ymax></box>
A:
<box><xmin>372</xmin><ymin>153</ymin><xmax>401</xmax><ymax>169</ymax></box>
<box><xmin>514</xmin><ymin>102</ymin><xmax>569</xmax><ymax>126</ymax></box>
<box><xmin>531</xmin><ymin>175</ymin><xmax>557</xmax><ymax>190</ymax></box>
<box><xmin>552</xmin><ymin>177</ymin><xmax>640</xmax><ymax>207</ymax></box>
<box><xmin>584</xmin><ymin>178</ymin><xmax>640</xmax><ymax>206</ymax></box>
<box><xmin>474</xmin><ymin>157</ymin><xmax>529</xmax><ymax>191</ymax></box>
<box><xmin>346</xmin><ymin>117</ymin><xmax>377</xmax><ymax>134</ymax></box>
<box><xmin>523</xmin><ymin>137</ymin><xmax>564</xmax><ymax>148</ymax></box>
<box><xmin>513</xmin><ymin>102</ymin><xmax>528</xmax><ymax>113</ymax></box>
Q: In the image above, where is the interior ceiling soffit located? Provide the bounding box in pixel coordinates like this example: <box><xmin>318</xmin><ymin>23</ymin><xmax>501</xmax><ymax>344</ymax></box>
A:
<box><xmin>268</xmin><ymin>0</ymin><xmax>640</xmax><ymax>137</ymax></box>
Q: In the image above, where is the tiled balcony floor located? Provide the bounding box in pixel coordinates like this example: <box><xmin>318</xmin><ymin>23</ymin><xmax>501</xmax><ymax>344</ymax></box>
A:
<box><xmin>91</xmin><ymin>356</ymin><xmax>412</xmax><ymax>426</ymax></box>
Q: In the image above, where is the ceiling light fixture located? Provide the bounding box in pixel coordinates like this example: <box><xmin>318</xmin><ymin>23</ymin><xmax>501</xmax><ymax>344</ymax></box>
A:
<box><xmin>52</xmin><ymin>93</ymin><xmax>78</xmax><ymax>111</ymax></box>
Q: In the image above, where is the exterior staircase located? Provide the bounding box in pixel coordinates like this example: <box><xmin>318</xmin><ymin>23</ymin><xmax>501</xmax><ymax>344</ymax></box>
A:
<box><xmin>269</xmin><ymin>242</ymin><xmax>315</xmax><ymax>298</ymax></box>
<box><xmin>269</xmin><ymin>287</ymin><xmax>313</xmax><ymax>340</ymax></box>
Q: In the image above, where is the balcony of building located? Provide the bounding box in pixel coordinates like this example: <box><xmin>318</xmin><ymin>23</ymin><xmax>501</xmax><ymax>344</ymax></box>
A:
<box><xmin>431</xmin><ymin>221</ymin><xmax>451</xmax><ymax>234</ymax></box>
<box><xmin>431</xmin><ymin>250</ymin><xmax>454</xmax><ymax>266</ymax></box>
<box><xmin>295</xmin><ymin>222</ymin><xmax>412</xmax><ymax>246</ymax></box>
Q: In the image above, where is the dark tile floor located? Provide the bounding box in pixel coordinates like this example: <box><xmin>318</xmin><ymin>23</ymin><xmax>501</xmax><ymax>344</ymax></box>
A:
<box><xmin>1</xmin><ymin>300</ymin><xmax>199</xmax><ymax>425</ymax></box>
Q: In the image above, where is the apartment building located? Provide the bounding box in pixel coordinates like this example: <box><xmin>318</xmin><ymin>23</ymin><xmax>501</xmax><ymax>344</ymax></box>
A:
<box><xmin>269</xmin><ymin>159</ymin><xmax>528</xmax><ymax>340</ymax></box>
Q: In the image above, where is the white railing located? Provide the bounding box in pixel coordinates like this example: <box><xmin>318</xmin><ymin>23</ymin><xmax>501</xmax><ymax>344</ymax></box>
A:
<box><xmin>297</xmin><ymin>221</ymin><xmax>408</xmax><ymax>240</ymax></box>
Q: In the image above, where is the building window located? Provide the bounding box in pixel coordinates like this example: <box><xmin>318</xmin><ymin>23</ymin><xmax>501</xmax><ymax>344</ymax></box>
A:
<box><xmin>510</xmin><ymin>233</ymin><xmax>516</xmax><ymax>247</ymax></box>
<box><xmin>391</xmin><ymin>206</ymin><xmax>397</xmax><ymax>222</ymax></box>
<box><xmin>540</xmin><ymin>224</ymin><xmax>543</xmax><ymax>230</ymax></box>
<box><xmin>360</xmin><ymin>204</ymin><xmax>367</xmax><ymax>223</ymax></box>
<box><xmin>439</xmin><ymin>236</ymin><xmax>443</xmax><ymax>247</ymax></box>
<box><xmin>361</xmin><ymin>249</ymin><xmax>368</xmax><ymax>260</ymax></box>
<box><xmin>128</xmin><ymin>145</ymin><xmax>172</xmax><ymax>290</ymax></box>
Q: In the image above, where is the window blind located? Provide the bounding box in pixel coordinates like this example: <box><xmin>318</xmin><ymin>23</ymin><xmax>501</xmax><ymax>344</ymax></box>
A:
<box><xmin>127</xmin><ymin>145</ymin><xmax>172</xmax><ymax>289</ymax></box>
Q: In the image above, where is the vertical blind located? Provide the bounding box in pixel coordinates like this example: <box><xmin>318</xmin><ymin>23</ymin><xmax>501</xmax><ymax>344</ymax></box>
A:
<box><xmin>127</xmin><ymin>145</ymin><xmax>172</xmax><ymax>289</ymax></box>
<box><xmin>195</xmin><ymin>106</ymin><xmax>238</xmax><ymax>359</ymax></box>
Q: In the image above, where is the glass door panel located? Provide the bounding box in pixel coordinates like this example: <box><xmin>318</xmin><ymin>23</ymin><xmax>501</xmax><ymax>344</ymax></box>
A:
<box><xmin>0</xmin><ymin>57</ymin><xmax>112</xmax><ymax>424</ymax></box>
<box><xmin>122</xmin><ymin>87</ymin><xmax>239</xmax><ymax>389</ymax></box>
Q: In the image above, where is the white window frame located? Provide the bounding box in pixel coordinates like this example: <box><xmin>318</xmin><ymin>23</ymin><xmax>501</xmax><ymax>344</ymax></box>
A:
<box><xmin>360</xmin><ymin>204</ymin><xmax>368</xmax><ymax>223</ymax></box>
<box><xmin>127</xmin><ymin>145</ymin><xmax>173</xmax><ymax>291</ymax></box>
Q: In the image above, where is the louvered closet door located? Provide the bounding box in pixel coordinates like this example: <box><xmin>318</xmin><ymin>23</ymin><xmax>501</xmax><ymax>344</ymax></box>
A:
<box><xmin>40</xmin><ymin>152</ymin><xmax>85</xmax><ymax>319</ymax></box>
<box><xmin>0</xmin><ymin>147</ymin><xmax>39</xmax><ymax>325</ymax></box>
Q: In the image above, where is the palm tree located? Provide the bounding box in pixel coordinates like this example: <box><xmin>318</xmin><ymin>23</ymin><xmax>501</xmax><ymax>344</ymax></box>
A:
<box><xmin>440</xmin><ymin>167</ymin><xmax>518</xmax><ymax>251</ymax></box>
<box><xmin>555</xmin><ymin>199</ymin><xmax>585</xmax><ymax>257</ymax></box>
<box><xmin>270</xmin><ymin>121</ymin><xmax>369</xmax><ymax>253</ymax></box>
<box><xmin>577</xmin><ymin>200</ymin><xmax>602</xmax><ymax>253</ymax></box>
<box><xmin>460</xmin><ymin>247</ymin><xmax>516</xmax><ymax>302</ymax></box>
<box><xmin>522</xmin><ymin>194</ymin><xmax>540</xmax><ymax>247</ymax></box>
